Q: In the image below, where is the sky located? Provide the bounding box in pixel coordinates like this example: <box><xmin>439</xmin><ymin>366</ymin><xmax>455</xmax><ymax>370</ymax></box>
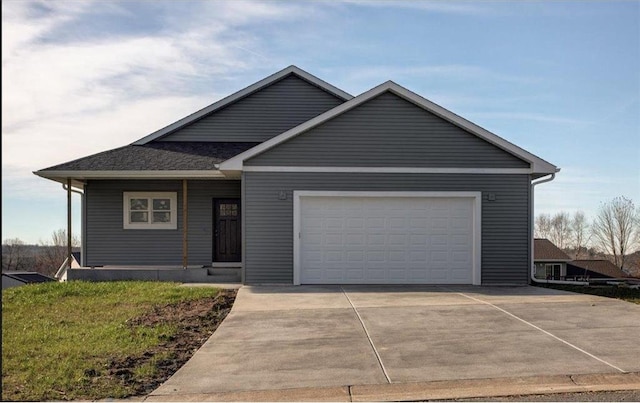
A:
<box><xmin>2</xmin><ymin>0</ymin><xmax>639</xmax><ymax>245</ymax></box>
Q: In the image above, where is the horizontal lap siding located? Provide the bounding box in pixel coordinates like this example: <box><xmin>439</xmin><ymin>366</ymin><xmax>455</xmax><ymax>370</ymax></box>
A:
<box><xmin>85</xmin><ymin>180</ymin><xmax>240</xmax><ymax>266</ymax></box>
<box><xmin>244</xmin><ymin>172</ymin><xmax>530</xmax><ymax>285</ymax></box>
<box><xmin>159</xmin><ymin>75</ymin><xmax>344</xmax><ymax>142</ymax></box>
<box><xmin>246</xmin><ymin>92</ymin><xmax>529</xmax><ymax>168</ymax></box>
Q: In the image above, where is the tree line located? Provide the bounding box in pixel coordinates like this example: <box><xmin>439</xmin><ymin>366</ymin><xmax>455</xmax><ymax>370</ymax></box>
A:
<box><xmin>535</xmin><ymin>196</ymin><xmax>640</xmax><ymax>273</ymax></box>
<box><xmin>2</xmin><ymin>229</ymin><xmax>80</xmax><ymax>277</ymax></box>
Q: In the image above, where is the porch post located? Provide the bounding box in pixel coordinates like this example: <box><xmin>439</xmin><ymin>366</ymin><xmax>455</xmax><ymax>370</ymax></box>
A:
<box><xmin>182</xmin><ymin>179</ymin><xmax>188</xmax><ymax>269</ymax></box>
<box><xmin>67</xmin><ymin>178</ymin><xmax>72</xmax><ymax>269</ymax></box>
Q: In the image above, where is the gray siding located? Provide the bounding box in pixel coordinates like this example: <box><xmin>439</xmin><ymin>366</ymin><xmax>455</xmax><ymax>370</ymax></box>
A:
<box><xmin>159</xmin><ymin>75</ymin><xmax>344</xmax><ymax>142</ymax></box>
<box><xmin>85</xmin><ymin>180</ymin><xmax>240</xmax><ymax>266</ymax></box>
<box><xmin>247</xmin><ymin>92</ymin><xmax>529</xmax><ymax>168</ymax></box>
<box><xmin>244</xmin><ymin>172</ymin><xmax>530</xmax><ymax>285</ymax></box>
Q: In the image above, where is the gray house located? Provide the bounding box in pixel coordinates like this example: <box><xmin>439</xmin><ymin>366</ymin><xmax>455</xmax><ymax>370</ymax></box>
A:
<box><xmin>35</xmin><ymin>66</ymin><xmax>558</xmax><ymax>285</ymax></box>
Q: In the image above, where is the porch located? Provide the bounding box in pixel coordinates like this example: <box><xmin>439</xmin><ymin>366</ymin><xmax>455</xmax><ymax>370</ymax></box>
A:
<box><xmin>61</xmin><ymin>265</ymin><xmax>241</xmax><ymax>283</ymax></box>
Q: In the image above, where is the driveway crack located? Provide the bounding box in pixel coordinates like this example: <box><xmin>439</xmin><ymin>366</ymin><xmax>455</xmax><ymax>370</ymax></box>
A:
<box><xmin>341</xmin><ymin>287</ymin><xmax>392</xmax><ymax>383</ymax></box>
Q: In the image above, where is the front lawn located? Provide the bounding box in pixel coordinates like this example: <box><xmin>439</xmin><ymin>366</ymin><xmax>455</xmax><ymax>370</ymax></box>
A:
<box><xmin>536</xmin><ymin>283</ymin><xmax>640</xmax><ymax>304</ymax></box>
<box><xmin>1</xmin><ymin>281</ymin><xmax>236</xmax><ymax>401</ymax></box>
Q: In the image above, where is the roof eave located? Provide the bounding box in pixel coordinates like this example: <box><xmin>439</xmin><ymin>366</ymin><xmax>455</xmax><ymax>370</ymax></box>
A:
<box><xmin>34</xmin><ymin>170</ymin><xmax>230</xmax><ymax>184</ymax></box>
<box><xmin>132</xmin><ymin>66</ymin><xmax>353</xmax><ymax>145</ymax></box>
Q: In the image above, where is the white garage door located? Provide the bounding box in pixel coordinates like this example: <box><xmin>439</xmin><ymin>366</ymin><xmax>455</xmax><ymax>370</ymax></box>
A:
<box><xmin>296</xmin><ymin>193</ymin><xmax>479</xmax><ymax>285</ymax></box>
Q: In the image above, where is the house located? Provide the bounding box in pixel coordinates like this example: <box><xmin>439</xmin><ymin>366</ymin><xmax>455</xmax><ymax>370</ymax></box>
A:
<box><xmin>2</xmin><ymin>271</ymin><xmax>56</xmax><ymax>289</ymax></box>
<box><xmin>533</xmin><ymin>238</ymin><xmax>572</xmax><ymax>280</ymax></box>
<box><xmin>533</xmin><ymin>238</ymin><xmax>630</xmax><ymax>281</ymax></box>
<box><xmin>35</xmin><ymin>66</ymin><xmax>559</xmax><ymax>285</ymax></box>
<box><xmin>566</xmin><ymin>260</ymin><xmax>629</xmax><ymax>281</ymax></box>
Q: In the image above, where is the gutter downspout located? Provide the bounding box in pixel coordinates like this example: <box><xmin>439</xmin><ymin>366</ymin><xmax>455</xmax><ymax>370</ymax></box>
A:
<box><xmin>529</xmin><ymin>171</ymin><xmax>588</xmax><ymax>286</ymax></box>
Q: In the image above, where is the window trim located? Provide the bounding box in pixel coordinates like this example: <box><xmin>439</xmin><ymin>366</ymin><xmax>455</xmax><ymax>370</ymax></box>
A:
<box><xmin>123</xmin><ymin>192</ymin><xmax>177</xmax><ymax>230</ymax></box>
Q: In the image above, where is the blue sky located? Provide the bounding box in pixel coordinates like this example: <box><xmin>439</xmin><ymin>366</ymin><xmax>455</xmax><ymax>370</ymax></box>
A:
<box><xmin>2</xmin><ymin>0</ymin><xmax>639</xmax><ymax>244</ymax></box>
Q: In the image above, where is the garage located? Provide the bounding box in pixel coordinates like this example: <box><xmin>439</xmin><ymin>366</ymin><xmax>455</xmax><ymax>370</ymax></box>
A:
<box><xmin>293</xmin><ymin>191</ymin><xmax>481</xmax><ymax>285</ymax></box>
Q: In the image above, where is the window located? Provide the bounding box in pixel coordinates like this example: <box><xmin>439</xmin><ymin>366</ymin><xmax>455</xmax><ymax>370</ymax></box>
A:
<box><xmin>123</xmin><ymin>192</ymin><xmax>177</xmax><ymax>229</ymax></box>
<box><xmin>545</xmin><ymin>264</ymin><xmax>562</xmax><ymax>280</ymax></box>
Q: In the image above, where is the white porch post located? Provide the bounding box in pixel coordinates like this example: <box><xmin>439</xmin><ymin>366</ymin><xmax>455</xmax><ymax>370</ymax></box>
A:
<box><xmin>67</xmin><ymin>178</ymin><xmax>72</xmax><ymax>269</ymax></box>
<box><xmin>182</xmin><ymin>179</ymin><xmax>188</xmax><ymax>269</ymax></box>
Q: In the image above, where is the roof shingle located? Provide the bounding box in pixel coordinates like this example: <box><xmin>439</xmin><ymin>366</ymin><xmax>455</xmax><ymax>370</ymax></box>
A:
<box><xmin>534</xmin><ymin>238</ymin><xmax>571</xmax><ymax>261</ymax></box>
<box><xmin>38</xmin><ymin>142</ymin><xmax>260</xmax><ymax>172</ymax></box>
<box><xmin>568</xmin><ymin>260</ymin><xmax>629</xmax><ymax>279</ymax></box>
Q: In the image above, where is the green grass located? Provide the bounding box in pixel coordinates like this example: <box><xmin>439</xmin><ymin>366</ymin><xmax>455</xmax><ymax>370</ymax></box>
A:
<box><xmin>2</xmin><ymin>281</ymin><xmax>221</xmax><ymax>401</ymax></box>
<box><xmin>536</xmin><ymin>283</ymin><xmax>640</xmax><ymax>304</ymax></box>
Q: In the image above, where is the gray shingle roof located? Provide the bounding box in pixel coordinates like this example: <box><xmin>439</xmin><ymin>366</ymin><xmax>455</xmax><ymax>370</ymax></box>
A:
<box><xmin>38</xmin><ymin>142</ymin><xmax>260</xmax><ymax>171</ymax></box>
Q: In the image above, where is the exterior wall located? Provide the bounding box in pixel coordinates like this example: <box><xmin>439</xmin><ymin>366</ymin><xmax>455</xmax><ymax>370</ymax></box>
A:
<box><xmin>158</xmin><ymin>75</ymin><xmax>344</xmax><ymax>143</ymax></box>
<box><xmin>246</xmin><ymin>92</ymin><xmax>529</xmax><ymax>168</ymax></box>
<box><xmin>244</xmin><ymin>172</ymin><xmax>531</xmax><ymax>285</ymax></box>
<box><xmin>85</xmin><ymin>179</ymin><xmax>240</xmax><ymax>266</ymax></box>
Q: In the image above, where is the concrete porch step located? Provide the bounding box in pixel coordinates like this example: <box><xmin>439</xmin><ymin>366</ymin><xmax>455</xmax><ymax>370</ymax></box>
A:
<box><xmin>207</xmin><ymin>268</ymin><xmax>241</xmax><ymax>283</ymax></box>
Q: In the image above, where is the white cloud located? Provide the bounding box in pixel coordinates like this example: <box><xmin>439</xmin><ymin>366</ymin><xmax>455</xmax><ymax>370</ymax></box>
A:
<box><xmin>1</xmin><ymin>0</ymin><xmax>310</xmax><ymax>199</ymax></box>
<box><xmin>340</xmin><ymin>0</ymin><xmax>496</xmax><ymax>15</ymax></box>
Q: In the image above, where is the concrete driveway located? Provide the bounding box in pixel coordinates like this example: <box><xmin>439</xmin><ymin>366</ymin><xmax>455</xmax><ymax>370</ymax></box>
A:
<box><xmin>149</xmin><ymin>285</ymin><xmax>640</xmax><ymax>400</ymax></box>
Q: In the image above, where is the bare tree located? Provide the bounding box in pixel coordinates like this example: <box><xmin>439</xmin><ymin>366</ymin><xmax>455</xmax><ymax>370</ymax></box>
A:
<box><xmin>570</xmin><ymin>211</ymin><xmax>590</xmax><ymax>259</ymax></box>
<box><xmin>549</xmin><ymin>212</ymin><xmax>572</xmax><ymax>249</ymax></box>
<box><xmin>592</xmin><ymin>196</ymin><xmax>640</xmax><ymax>271</ymax></box>
<box><xmin>536</xmin><ymin>212</ymin><xmax>573</xmax><ymax>249</ymax></box>
<box><xmin>36</xmin><ymin>229</ymin><xmax>80</xmax><ymax>277</ymax></box>
<box><xmin>535</xmin><ymin>213</ymin><xmax>552</xmax><ymax>239</ymax></box>
<box><xmin>2</xmin><ymin>238</ymin><xmax>27</xmax><ymax>271</ymax></box>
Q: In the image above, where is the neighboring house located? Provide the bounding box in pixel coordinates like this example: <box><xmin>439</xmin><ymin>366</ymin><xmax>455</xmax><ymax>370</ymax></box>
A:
<box><xmin>533</xmin><ymin>238</ymin><xmax>572</xmax><ymax>280</ymax></box>
<box><xmin>2</xmin><ymin>271</ymin><xmax>56</xmax><ymax>289</ymax></box>
<box><xmin>566</xmin><ymin>260</ymin><xmax>629</xmax><ymax>280</ymax></box>
<box><xmin>35</xmin><ymin>66</ymin><xmax>559</xmax><ymax>285</ymax></box>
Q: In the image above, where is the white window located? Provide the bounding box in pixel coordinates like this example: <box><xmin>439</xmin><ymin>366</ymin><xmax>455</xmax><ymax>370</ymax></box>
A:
<box><xmin>123</xmin><ymin>192</ymin><xmax>177</xmax><ymax>229</ymax></box>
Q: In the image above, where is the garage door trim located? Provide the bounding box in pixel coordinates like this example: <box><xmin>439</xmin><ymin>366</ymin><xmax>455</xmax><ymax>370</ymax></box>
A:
<box><xmin>293</xmin><ymin>191</ymin><xmax>482</xmax><ymax>285</ymax></box>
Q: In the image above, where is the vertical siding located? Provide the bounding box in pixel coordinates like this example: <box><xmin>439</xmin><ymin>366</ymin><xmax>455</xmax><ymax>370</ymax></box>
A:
<box><xmin>158</xmin><ymin>75</ymin><xmax>345</xmax><ymax>143</ymax></box>
<box><xmin>85</xmin><ymin>180</ymin><xmax>240</xmax><ymax>266</ymax></box>
<box><xmin>244</xmin><ymin>172</ymin><xmax>531</xmax><ymax>285</ymax></box>
<box><xmin>246</xmin><ymin>92</ymin><xmax>529</xmax><ymax>168</ymax></box>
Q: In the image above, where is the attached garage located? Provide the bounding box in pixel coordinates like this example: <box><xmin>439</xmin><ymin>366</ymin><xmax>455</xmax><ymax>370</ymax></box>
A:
<box><xmin>293</xmin><ymin>191</ymin><xmax>481</xmax><ymax>285</ymax></box>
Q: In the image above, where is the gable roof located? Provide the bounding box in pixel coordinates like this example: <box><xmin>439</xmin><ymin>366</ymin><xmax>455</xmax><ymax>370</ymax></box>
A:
<box><xmin>219</xmin><ymin>81</ymin><xmax>559</xmax><ymax>175</ymax></box>
<box><xmin>2</xmin><ymin>272</ymin><xmax>56</xmax><ymax>284</ymax></box>
<box><xmin>568</xmin><ymin>260</ymin><xmax>629</xmax><ymax>279</ymax></box>
<box><xmin>132</xmin><ymin>66</ymin><xmax>353</xmax><ymax>145</ymax></box>
<box><xmin>534</xmin><ymin>238</ymin><xmax>571</xmax><ymax>261</ymax></box>
<box><xmin>34</xmin><ymin>142</ymin><xmax>258</xmax><ymax>184</ymax></box>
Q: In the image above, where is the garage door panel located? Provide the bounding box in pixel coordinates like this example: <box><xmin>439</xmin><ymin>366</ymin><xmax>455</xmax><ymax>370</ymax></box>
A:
<box><xmin>300</xmin><ymin>196</ymin><xmax>475</xmax><ymax>284</ymax></box>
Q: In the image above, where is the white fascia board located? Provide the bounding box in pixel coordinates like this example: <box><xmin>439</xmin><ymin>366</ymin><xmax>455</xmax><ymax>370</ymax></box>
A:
<box><xmin>221</xmin><ymin>81</ymin><xmax>558</xmax><ymax>175</ymax></box>
<box><xmin>34</xmin><ymin>170</ymin><xmax>227</xmax><ymax>181</ymax></box>
<box><xmin>243</xmin><ymin>166</ymin><xmax>533</xmax><ymax>174</ymax></box>
<box><xmin>132</xmin><ymin>66</ymin><xmax>353</xmax><ymax>145</ymax></box>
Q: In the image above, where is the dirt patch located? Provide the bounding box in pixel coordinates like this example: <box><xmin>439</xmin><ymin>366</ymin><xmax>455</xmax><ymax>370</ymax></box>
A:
<box><xmin>105</xmin><ymin>289</ymin><xmax>237</xmax><ymax>397</ymax></box>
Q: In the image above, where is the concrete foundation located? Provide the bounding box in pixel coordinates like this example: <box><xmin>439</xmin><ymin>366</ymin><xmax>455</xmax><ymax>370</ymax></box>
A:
<box><xmin>65</xmin><ymin>267</ymin><xmax>240</xmax><ymax>283</ymax></box>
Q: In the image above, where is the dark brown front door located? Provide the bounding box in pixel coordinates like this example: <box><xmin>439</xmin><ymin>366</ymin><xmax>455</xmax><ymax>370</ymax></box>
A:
<box><xmin>214</xmin><ymin>199</ymin><xmax>241</xmax><ymax>262</ymax></box>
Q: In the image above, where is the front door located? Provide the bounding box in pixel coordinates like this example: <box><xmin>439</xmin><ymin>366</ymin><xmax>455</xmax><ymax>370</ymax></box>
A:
<box><xmin>214</xmin><ymin>199</ymin><xmax>241</xmax><ymax>262</ymax></box>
